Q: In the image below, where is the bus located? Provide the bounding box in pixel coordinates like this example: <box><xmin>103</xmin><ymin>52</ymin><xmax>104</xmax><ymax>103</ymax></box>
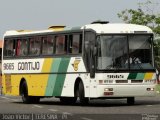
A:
<box><xmin>2</xmin><ymin>21</ymin><xmax>157</xmax><ymax>105</ymax></box>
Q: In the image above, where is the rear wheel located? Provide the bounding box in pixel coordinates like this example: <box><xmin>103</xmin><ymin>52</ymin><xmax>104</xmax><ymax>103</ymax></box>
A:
<box><xmin>127</xmin><ymin>97</ymin><xmax>135</xmax><ymax>105</ymax></box>
<box><xmin>21</xmin><ymin>81</ymin><xmax>31</xmax><ymax>104</ymax></box>
<box><xmin>78</xmin><ymin>81</ymin><xmax>89</xmax><ymax>105</ymax></box>
<box><xmin>21</xmin><ymin>81</ymin><xmax>40</xmax><ymax>104</ymax></box>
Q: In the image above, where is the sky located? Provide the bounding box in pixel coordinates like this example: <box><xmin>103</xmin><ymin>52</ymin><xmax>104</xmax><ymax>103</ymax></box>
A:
<box><xmin>0</xmin><ymin>0</ymin><xmax>159</xmax><ymax>39</ymax></box>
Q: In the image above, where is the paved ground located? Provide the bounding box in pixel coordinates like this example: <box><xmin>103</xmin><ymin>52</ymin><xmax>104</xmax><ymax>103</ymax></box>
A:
<box><xmin>0</xmin><ymin>94</ymin><xmax>160</xmax><ymax>120</ymax></box>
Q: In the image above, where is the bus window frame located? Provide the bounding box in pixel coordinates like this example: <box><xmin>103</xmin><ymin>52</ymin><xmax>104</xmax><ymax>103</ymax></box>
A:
<box><xmin>16</xmin><ymin>38</ymin><xmax>29</xmax><ymax>57</ymax></box>
<box><xmin>3</xmin><ymin>38</ymin><xmax>16</xmax><ymax>58</ymax></box>
<box><xmin>41</xmin><ymin>35</ymin><xmax>55</xmax><ymax>56</ymax></box>
<box><xmin>68</xmin><ymin>33</ymin><xmax>82</xmax><ymax>55</ymax></box>
<box><xmin>3</xmin><ymin>30</ymin><xmax>86</xmax><ymax>59</ymax></box>
<box><xmin>95</xmin><ymin>33</ymin><xmax>155</xmax><ymax>73</ymax></box>
<box><xmin>28</xmin><ymin>36</ymin><xmax>42</xmax><ymax>57</ymax></box>
<box><xmin>55</xmin><ymin>34</ymin><xmax>68</xmax><ymax>55</ymax></box>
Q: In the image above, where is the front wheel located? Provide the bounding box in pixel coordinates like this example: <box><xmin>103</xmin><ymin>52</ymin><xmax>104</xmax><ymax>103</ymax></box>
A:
<box><xmin>78</xmin><ymin>81</ymin><xmax>89</xmax><ymax>105</ymax></box>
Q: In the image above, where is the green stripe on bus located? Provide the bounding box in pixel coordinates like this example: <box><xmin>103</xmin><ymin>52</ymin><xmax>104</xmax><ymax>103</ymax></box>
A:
<box><xmin>45</xmin><ymin>58</ymin><xmax>62</xmax><ymax>96</ymax></box>
<box><xmin>136</xmin><ymin>73</ymin><xmax>145</xmax><ymax>80</ymax></box>
<box><xmin>128</xmin><ymin>73</ymin><xmax>137</xmax><ymax>79</ymax></box>
<box><xmin>52</xmin><ymin>58</ymin><xmax>70</xmax><ymax>96</ymax></box>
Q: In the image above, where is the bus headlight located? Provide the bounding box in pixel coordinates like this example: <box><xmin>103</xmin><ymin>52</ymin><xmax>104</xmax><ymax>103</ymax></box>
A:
<box><xmin>104</xmin><ymin>88</ymin><xmax>113</xmax><ymax>91</ymax></box>
<box><xmin>104</xmin><ymin>88</ymin><xmax>114</xmax><ymax>95</ymax></box>
<box><xmin>146</xmin><ymin>88</ymin><xmax>154</xmax><ymax>91</ymax></box>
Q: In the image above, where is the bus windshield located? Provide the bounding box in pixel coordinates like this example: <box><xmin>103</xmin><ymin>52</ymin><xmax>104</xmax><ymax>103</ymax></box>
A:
<box><xmin>97</xmin><ymin>34</ymin><xmax>154</xmax><ymax>70</ymax></box>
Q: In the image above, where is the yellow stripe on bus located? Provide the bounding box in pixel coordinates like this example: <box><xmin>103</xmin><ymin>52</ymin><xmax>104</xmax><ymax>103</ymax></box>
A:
<box><xmin>27</xmin><ymin>74</ymin><xmax>50</xmax><ymax>96</ymax></box>
<box><xmin>28</xmin><ymin>58</ymin><xmax>54</xmax><ymax>96</ymax></box>
<box><xmin>144</xmin><ymin>73</ymin><xmax>153</xmax><ymax>80</ymax></box>
<box><xmin>42</xmin><ymin>58</ymin><xmax>53</xmax><ymax>72</ymax></box>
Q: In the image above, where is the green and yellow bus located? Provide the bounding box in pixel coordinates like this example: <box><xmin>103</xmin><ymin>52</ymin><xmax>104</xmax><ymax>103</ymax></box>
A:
<box><xmin>2</xmin><ymin>21</ymin><xmax>157</xmax><ymax>105</ymax></box>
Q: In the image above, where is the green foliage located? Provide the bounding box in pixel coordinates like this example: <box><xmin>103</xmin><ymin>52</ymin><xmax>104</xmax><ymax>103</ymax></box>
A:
<box><xmin>117</xmin><ymin>0</ymin><xmax>160</xmax><ymax>35</ymax></box>
<box><xmin>156</xmin><ymin>84</ymin><xmax>160</xmax><ymax>92</ymax></box>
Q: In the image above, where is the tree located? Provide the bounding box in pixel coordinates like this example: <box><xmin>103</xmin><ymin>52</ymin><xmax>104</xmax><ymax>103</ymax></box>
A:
<box><xmin>117</xmin><ymin>0</ymin><xmax>160</xmax><ymax>35</ymax></box>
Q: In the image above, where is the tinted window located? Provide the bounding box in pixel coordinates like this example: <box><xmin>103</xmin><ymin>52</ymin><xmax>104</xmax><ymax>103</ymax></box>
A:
<box><xmin>128</xmin><ymin>35</ymin><xmax>153</xmax><ymax>69</ymax></box>
<box><xmin>55</xmin><ymin>35</ymin><xmax>67</xmax><ymax>54</ymax></box>
<box><xmin>29</xmin><ymin>37</ymin><xmax>41</xmax><ymax>55</ymax></box>
<box><xmin>69</xmin><ymin>34</ymin><xmax>82</xmax><ymax>54</ymax></box>
<box><xmin>42</xmin><ymin>36</ymin><xmax>54</xmax><ymax>55</ymax></box>
<box><xmin>97</xmin><ymin>35</ymin><xmax>128</xmax><ymax>69</ymax></box>
<box><xmin>16</xmin><ymin>38</ymin><xmax>28</xmax><ymax>56</ymax></box>
<box><xmin>4</xmin><ymin>39</ymin><xmax>15</xmax><ymax>57</ymax></box>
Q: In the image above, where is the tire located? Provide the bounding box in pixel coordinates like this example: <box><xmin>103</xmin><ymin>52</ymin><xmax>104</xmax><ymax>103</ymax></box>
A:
<box><xmin>21</xmin><ymin>81</ymin><xmax>31</xmax><ymax>104</ymax></box>
<box><xmin>21</xmin><ymin>81</ymin><xmax>40</xmax><ymax>104</ymax></box>
<box><xmin>127</xmin><ymin>97</ymin><xmax>135</xmax><ymax>105</ymax></box>
<box><xmin>78</xmin><ymin>81</ymin><xmax>89</xmax><ymax>105</ymax></box>
<box><xmin>60</xmin><ymin>97</ymin><xmax>77</xmax><ymax>104</ymax></box>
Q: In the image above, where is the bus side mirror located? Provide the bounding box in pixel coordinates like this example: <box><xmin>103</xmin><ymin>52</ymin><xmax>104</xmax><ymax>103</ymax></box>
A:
<box><xmin>90</xmin><ymin>64</ymin><xmax>95</xmax><ymax>78</ymax></box>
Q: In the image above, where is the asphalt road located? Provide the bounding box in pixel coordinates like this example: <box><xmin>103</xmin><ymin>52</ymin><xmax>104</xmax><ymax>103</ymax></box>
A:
<box><xmin>0</xmin><ymin>94</ymin><xmax>160</xmax><ymax>120</ymax></box>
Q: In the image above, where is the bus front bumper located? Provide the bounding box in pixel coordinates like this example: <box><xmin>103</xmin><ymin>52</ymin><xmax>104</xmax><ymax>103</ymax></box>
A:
<box><xmin>95</xmin><ymin>84</ymin><xmax>156</xmax><ymax>98</ymax></box>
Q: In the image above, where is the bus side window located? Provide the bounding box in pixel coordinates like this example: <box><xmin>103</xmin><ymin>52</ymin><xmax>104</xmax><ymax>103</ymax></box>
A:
<box><xmin>42</xmin><ymin>36</ymin><xmax>54</xmax><ymax>55</ymax></box>
<box><xmin>16</xmin><ymin>39</ymin><xmax>28</xmax><ymax>56</ymax></box>
<box><xmin>4</xmin><ymin>39</ymin><xmax>15</xmax><ymax>57</ymax></box>
<box><xmin>69</xmin><ymin>34</ymin><xmax>82</xmax><ymax>54</ymax></box>
<box><xmin>55</xmin><ymin>35</ymin><xmax>67</xmax><ymax>54</ymax></box>
<box><xmin>29</xmin><ymin>37</ymin><xmax>41</xmax><ymax>56</ymax></box>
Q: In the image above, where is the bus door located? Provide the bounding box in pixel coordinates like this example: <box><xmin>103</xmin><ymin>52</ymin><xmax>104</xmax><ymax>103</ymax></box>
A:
<box><xmin>84</xmin><ymin>31</ymin><xmax>97</xmax><ymax>97</ymax></box>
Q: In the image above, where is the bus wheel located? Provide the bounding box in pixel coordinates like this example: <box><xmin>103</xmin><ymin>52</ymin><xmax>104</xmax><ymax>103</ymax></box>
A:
<box><xmin>127</xmin><ymin>97</ymin><xmax>135</xmax><ymax>105</ymax></box>
<box><xmin>21</xmin><ymin>81</ymin><xmax>31</xmax><ymax>104</ymax></box>
<box><xmin>78</xmin><ymin>81</ymin><xmax>89</xmax><ymax>105</ymax></box>
<box><xmin>60</xmin><ymin>97</ymin><xmax>77</xmax><ymax>104</ymax></box>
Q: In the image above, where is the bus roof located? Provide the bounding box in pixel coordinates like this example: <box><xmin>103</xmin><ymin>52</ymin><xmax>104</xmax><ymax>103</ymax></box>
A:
<box><xmin>82</xmin><ymin>23</ymin><xmax>153</xmax><ymax>34</ymax></box>
<box><xmin>4</xmin><ymin>29</ymin><xmax>54</xmax><ymax>36</ymax></box>
<box><xmin>4</xmin><ymin>23</ymin><xmax>153</xmax><ymax>37</ymax></box>
<box><xmin>4</xmin><ymin>25</ymin><xmax>68</xmax><ymax>37</ymax></box>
